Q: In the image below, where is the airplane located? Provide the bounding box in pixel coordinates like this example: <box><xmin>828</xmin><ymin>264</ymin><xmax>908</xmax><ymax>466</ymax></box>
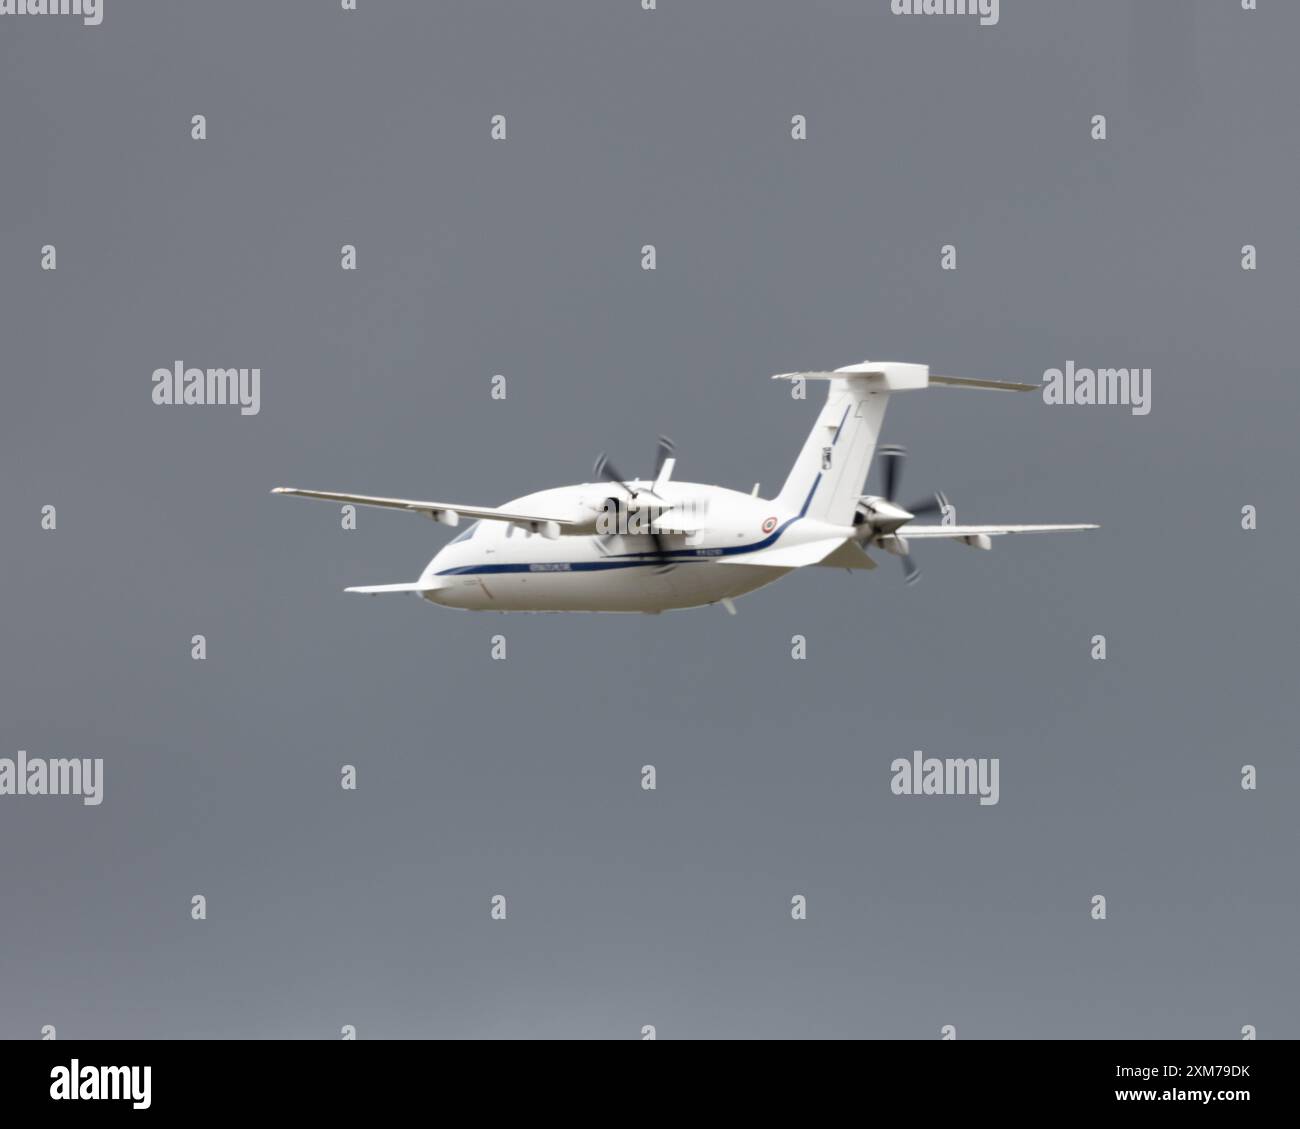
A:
<box><xmin>272</xmin><ymin>360</ymin><xmax>1098</xmax><ymax>614</ymax></box>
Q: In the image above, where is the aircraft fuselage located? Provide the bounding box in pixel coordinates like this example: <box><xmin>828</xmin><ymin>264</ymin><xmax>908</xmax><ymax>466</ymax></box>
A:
<box><xmin>420</xmin><ymin>481</ymin><xmax>812</xmax><ymax>613</ymax></box>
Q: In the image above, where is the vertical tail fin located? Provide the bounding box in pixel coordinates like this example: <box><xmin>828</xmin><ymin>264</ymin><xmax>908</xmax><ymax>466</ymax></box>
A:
<box><xmin>772</xmin><ymin>362</ymin><xmax>928</xmax><ymax>525</ymax></box>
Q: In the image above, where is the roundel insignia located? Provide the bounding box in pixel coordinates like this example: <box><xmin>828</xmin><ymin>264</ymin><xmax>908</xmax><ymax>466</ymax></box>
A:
<box><xmin>761</xmin><ymin>516</ymin><xmax>778</xmax><ymax>534</ymax></box>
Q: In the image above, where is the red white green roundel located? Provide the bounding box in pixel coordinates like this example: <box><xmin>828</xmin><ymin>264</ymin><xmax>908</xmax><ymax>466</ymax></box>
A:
<box><xmin>761</xmin><ymin>516</ymin><xmax>778</xmax><ymax>534</ymax></box>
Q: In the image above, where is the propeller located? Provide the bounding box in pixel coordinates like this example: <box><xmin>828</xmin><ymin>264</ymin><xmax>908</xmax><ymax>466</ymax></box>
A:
<box><xmin>592</xmin><ymin>437</ymin><xmax>678</xmax><ymax>573</ymax></box>
<box><xmin>870</xmin><ymin>444</ymin><xmax>951</xmax><ymax>586</ymax></box>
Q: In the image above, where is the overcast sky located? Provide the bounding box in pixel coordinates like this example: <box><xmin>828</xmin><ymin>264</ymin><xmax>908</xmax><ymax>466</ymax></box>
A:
<box><xmin>1</xmin><ymin>0</ymin><xmax>1296</xmax><ymax>1038</ymax></box>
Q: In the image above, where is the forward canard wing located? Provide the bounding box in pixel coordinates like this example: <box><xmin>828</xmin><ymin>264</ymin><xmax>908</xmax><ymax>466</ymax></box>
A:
<box><xmin>342</xmin><ymin>582</ymin><xmax>433</xmax><ymax>595</ymax></box>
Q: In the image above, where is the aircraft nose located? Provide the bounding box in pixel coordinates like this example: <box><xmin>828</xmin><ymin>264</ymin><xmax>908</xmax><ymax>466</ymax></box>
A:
<box><xmin>421</xmin><ymin>552</ymin><xmax>448</xmax><ymax>586</ymax></box>
<box><xmin>416</xmin><ymin>555</ymin><xmax>450</xmax><ymax>605</ymax></box>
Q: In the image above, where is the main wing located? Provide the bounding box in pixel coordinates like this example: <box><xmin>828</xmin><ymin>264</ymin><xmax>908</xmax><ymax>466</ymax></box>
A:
<box><xmin>270</xmin><ymin>487</ymin><xmax>577</xmax><ymax>534</ymax></box>
<box><xmin>902</xmin><ymin>523</ymin><xmax>1098</xmax><ymax>538</ymax></box>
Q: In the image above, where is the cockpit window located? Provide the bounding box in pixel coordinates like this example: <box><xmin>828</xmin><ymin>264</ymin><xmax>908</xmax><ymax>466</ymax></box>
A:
<box><xmin>448</xmin><ymin>520</ymin><xmax>481</xmax><ymax>545</ymax></box>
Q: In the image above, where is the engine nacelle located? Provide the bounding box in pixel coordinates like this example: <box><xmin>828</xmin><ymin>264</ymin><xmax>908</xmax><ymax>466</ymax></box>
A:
<box><xmin>590</xmin><ymin>495</ymin><xmax>675</xmax><ymax>537</ymax></box>
<box><xmin>876</xmin><ymin>534</ymin><xmax>910</xmax><ymax>558</ymax></box>
<box><xmin>855</xmin><ymin>495</ymin><xmax>914</xmax><ymax>536</ymax></box>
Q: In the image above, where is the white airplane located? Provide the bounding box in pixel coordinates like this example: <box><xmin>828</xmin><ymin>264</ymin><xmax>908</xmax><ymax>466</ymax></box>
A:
<box><xmin>272</xmin><ymin>361</ymin><xmax>1097</xmax><ymax>614</ymax></box>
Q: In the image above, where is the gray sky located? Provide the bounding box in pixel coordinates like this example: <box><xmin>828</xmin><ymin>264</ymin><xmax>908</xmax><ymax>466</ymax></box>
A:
<box><xmin>1</xmin><ymin>0</ymin><xmax>1296</xmax><ymax>1039</ymax></box>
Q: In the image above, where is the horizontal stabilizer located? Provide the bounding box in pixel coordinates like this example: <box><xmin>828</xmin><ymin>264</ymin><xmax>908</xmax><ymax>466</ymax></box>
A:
<box><xmin>770</xmin><ymin>364</ymin><xmax>1035</xmax><ymax>394</ymax></box>
<box><xmin>928</xmin><ymin>375</ymin><xmax>1037</xmax><ymax>392</ymax></box>
<box><xmin>714</xmin><ymin>536</ymin><xmax>850</xmax><ymax>569</ymax></box>
<box><xmin>771</xmin><ymin>362</ymin><xmax>927</xmax><ymax>391</ymax></box>
<box><xmin>902</xmin><ymin>523</ymin><xmax>1098</xmax><ymax>539</ymax></box>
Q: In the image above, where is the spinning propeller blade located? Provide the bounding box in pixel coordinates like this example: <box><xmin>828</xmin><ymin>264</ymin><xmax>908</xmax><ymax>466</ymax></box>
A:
<box><xmin>592</xmin><ymin>441</ymin><xmax>678</xmax><ymax>572</ymax></box>
<box><xmin>592</xmin><ymin>453</ymin><xmax>635</xmax><ymax>497</ymax></box>
<box><xmin>878</xmin><ymin>443</ymin><xmax>905</xmax><ymax>503</ymax></box>
<box><xmin>872</xmin><ymin>446</ymin><xmax>951</xmax><ymax>587</ymax></box>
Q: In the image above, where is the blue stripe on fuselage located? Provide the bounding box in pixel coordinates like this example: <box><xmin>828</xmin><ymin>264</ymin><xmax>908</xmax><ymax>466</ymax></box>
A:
<box><xmin>435</xmin><ymin>474</ymin><xmax>823</xmax><ymax>577</ymax></box>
